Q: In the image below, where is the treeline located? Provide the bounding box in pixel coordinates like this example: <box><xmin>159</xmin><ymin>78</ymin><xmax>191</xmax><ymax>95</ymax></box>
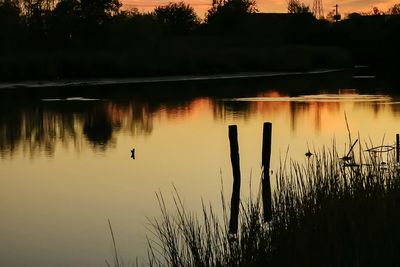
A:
<box><xmin>0</xmin><ymin>0</ymin><xmax>259</xmax><ymax>50</ymax></box>
<box><xmin>0</xmin><ymin>0</ymin><xmax>399</xmax><ymax>80</ymax></box>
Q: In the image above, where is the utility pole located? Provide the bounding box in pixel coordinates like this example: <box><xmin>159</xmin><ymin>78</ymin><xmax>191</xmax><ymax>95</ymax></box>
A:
<box><xmin>333</xmin><ymin>4</ymin><xmax>342</xmax><ymax>22</ymax></box>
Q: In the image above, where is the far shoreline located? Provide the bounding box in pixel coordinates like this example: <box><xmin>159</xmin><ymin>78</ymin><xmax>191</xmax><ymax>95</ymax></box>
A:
<box><xmin>0</xmin><ymin>68</ymin><xmax>351</xmax><ymax>90</ymax></box>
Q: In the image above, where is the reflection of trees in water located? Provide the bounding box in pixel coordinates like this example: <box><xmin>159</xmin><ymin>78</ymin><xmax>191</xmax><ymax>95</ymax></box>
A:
<box><xmin>22</xmin><ymin>110</ymin><xmax>79</xmax><ymax>156</ymax></box>
<box><xmin>0</xmin><ymin>108</ymin><xmax>23</xmax><ymax>157</ymax></box>
<box><xmin>212</xmin><ymin>91</ymin><xmax>358</xmax><ymax>133</ymax></box>
<box><xmin>0</xmin><ymin>107</ymin><xmax>79</xmax><ymax>158</ymax></box>
<box><xmin>389</xmin><ymin>103</ymin><xmax>400</xmax><ymax>115</ymax></box>
<box><xmin>0</xmin><ymin>98</ymin><xmax>197</xmax><ymax>158</ymax></box>
<box><xmin>354</xmin><ymin>101</ymin><xmax>390</xmax><ymax>116</ymax></box>
<box><xmin>0</xmin><ymin>100</ymin><xmax>157</xmax><ymax>157</ymax></box>
<box><xmin>2</xmin><ymin>89</ymin><xmax>398</xmax><ymax>158</ymax></box>
<box><xmin>213</xmin><ymin>91</ymin><xmax>400</xmax><ymax>135</ymax></box>
<box><xmin>105</xmin><ymin>102</ymin><xmax>154</xmax><ymax>137</ymax></box>
<box><xmin>212</xmin><ymin>100</ymin><xmax>253</xmax><ymax>121</ymax></box>
<box><xmin>83</xmin><ymin>107</ymin><xmax>114</xmax><ymax>150</ymax></box>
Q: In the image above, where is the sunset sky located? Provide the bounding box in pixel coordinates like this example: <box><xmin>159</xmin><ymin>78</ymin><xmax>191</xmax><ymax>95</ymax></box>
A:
<box><xmin>122</xmin><ymin>0</ymin><xmax>398</xmax><ymax>18</ymax></box>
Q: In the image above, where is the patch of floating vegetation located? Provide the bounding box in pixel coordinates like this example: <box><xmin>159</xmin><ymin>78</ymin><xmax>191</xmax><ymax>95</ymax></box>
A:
<box><xmin>41</xmin><ymin>97</ymin><xmax>100</xmax><ymax>102</ymax></box>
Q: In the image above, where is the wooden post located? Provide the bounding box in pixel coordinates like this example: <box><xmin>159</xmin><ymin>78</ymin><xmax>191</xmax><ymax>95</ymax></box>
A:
<box><xmin>396</xmin><ymin>134</ymin><xmax>399</xmax><ymax>163</ymax></box>
<box><xmin>262</xmin><ymin>122</ymin><xmax>272</xmax><ymax>222</ymax></box>
<box><xmin>228</xmin><ymin>125</ymin><xmax>241</xmax><ymax>234</ymax></box>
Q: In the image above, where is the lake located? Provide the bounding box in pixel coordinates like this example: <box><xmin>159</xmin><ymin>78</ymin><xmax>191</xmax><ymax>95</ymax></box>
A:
<box><xmin>1</xmin><ymin>69</ymin><xmax>400</xmax><ymax>266</ymax></box>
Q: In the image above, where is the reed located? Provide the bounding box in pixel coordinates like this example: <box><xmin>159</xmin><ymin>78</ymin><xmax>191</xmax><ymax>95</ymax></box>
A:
<box><xmin>147</xmin><ymin>142</ymin><xmax>400</xmax><ymax>267</ymax></box>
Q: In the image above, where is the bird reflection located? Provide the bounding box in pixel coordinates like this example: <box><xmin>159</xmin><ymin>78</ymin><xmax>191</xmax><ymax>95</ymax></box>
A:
<box><xmin>131</xmin><ymin>148</ymin><xmax>135</xmax><ymax>159</ymax></box>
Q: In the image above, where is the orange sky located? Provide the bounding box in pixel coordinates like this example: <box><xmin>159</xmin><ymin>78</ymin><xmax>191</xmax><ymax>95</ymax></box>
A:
<box><xmin>122</xmin><ymin>0</ymin><xmax>398</xmax><ymax>18</ymax></box>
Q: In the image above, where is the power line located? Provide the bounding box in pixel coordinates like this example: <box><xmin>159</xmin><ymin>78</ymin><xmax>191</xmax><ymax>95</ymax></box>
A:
<box><xmin>312</xmin><ymin>0</ymin><xmax>324</xmax><ymax>18</ymax></box>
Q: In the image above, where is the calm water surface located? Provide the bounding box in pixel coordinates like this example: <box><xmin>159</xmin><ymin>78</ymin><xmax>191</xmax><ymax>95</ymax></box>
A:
<box><xmin>1</xmin><ymin>70</ymin><xmax>400</xmax><ymax>266</ymax></box>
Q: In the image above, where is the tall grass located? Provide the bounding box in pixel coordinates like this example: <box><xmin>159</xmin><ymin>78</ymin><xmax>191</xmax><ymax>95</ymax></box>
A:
<box><xmin>147</xmin><ymin>142</ymin><xmax>400</xmax><ymax>267</ymax></box>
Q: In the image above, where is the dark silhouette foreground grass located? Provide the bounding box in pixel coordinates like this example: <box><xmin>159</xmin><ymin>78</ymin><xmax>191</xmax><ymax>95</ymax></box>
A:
<box><xmin>147</xmin><ymin>143</ymin><xmax>400</xmax><ymax>267</ymax></box>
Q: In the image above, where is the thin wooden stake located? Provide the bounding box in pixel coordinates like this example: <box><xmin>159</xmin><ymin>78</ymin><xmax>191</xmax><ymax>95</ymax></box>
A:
<box><xmin>228</xmin><ymin>125</ymin><xmax>241</xmax><ymax>234</ymax></box>
<box><xmin>396</xmin><ymin>134</ymin><xmax>399</xmax><ymax>163</ymax></box>
<box><xmin>262</xmin><ymin>122</ymin><xmax>272</xmax><ymax>222</ymax></box>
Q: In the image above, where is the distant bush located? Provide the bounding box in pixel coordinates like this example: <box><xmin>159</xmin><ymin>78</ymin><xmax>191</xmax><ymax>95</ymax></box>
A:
<box><xmin>154</xmin><ymin>2</ymin><xmax>200</xmax><ymax>34</ymax></box>
<box><xmin>205</xmin><ymin>0</ymin><xmax>258</xmax><ymax>32</ymax></box>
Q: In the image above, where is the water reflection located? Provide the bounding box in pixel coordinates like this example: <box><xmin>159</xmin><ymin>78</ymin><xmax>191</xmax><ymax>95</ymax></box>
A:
<box><xmin>0</xmin><ymin>105</ymin><xmax>80</xmax><ymax>158</ymax></box>
<box><xmin>0</xmin><ymin>70</ymin><xmax>400</xmax><ymax>158</ymax></box>
<box><xmin>0</xmin><ymin>97</ymin><xmax>209</xmax><ymax>157</ymax></box>
<box><xmin>219</xmin><ymin>90</ymin><xmax>400</xmax><ymax>133</ymax></box>
<box><xmin>1</xmin><ymin>88</ymin><xmax>400</xmax><ymax>158</ymax></box>
<box><xmin>83</xmin><ymin>106</ymin><xmax>114</xmax><ymax>150</ymax></box>
<box><xmin>2</xmin><ymin>71</ymin><xmax>400</xmax><ymax>266</ymax></box>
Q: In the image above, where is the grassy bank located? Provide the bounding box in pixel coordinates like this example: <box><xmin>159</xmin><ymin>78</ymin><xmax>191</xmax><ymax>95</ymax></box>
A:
<box><xmin>0</xmin><ymin>43</ymin><xmax>351</xmax><ymax>81</ymax></box>
<box><xmin>147</xmin><ymin>143</ymin><xmax>400</xmax><ymax>267</ymax></box>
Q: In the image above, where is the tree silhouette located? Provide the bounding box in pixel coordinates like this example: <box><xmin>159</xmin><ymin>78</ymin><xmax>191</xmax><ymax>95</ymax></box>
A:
<box><xmin>22</xmin><ymin>0</ymin><xmax>48</xmax><ymax>35</ymax></box>
<box><xmin>207</xmin><ymin>0</ymin><xmax>257</xmax><ymax>16</ymax></box>
<box><xmin>288</xmin><ymin>0</ymin><xmax>310</xmax><ymax>14</ymax></box>
<box><xmin>389</xmin><ymin>3</ymin><xmax>400</xmax><ymax>14</ymax></box>
<box><xmin>0</xmin><ymin>0</ymin><xmax>20</xmax><ymax>23</ymax></box>
<box><xmin>80</xmin><ymin>0</ymin><xmax>121</xmax><ymax>25</ymax></box>
<box><xmin>154</xmin><ymin>2</ymin><xmax>199</xmax><ymax>34</ymax></box>
<box><xmin>371</xmin><ymin>6</ymin><xmax>383</xmax><ymax>15</ymax></box>
<box><xmin>205</xmin><ymin>0</ymin><xmax>257</xmax><ymax>32</ymax></box>
<box><xmin>0</xmin><ymin>0</ymin><xmax>21</xmax><ymax>50</ymax></box>
<box><xmin>49</xmin><ymin>0</ymin><xmax>80</xmax><ymax>43</ymax></box>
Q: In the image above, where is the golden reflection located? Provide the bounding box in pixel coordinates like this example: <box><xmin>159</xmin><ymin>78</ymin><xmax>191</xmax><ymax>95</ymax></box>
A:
<box><xmin>0</xmin><ymin>91</ymin><xmax>399</xmax><ymax>158</ymax></box>
<box><xmin>156</xmin><ymin>98</ymin><xmax>212</xmax><ymax>121</ymax></box>
<box><xmin>105</xmin><ymin>102</ymin><xmax>154</xmax><ymax>136</ymax></box>
<box><xmin>0</xmin><ymin>98</ymin><xmax>214</xmax><ymax>158</ymax></box>
<box><xmin>3</xmin><ymin>86</ymin><xmax>400</xmax><ymax>265</ymax></box>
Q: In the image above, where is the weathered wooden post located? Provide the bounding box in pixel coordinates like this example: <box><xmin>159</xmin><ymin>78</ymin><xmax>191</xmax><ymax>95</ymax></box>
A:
<box><xmin>396</xmin><ymin>134</ymin><xmax>399</xmax><ymax>163</ymax></box>
<box><xmin>228</xmin><ymin>125</ymin><xmax>241</xmax><ymax>234</ymax></box>
<box><xmin>262</xmin><ymin>122</ymin><xmax>272</xmax><ymax>222</ymax></box>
